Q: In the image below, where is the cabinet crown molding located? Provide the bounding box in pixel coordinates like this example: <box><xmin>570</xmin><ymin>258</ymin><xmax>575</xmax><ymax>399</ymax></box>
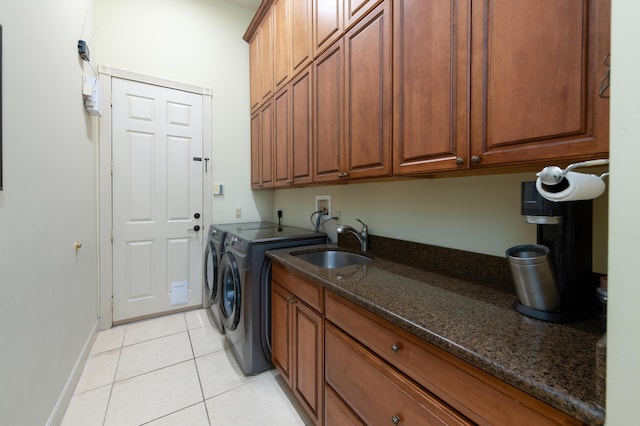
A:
<box><xmin>244</xmin><ymin>0</ymin><xmax>276</xmax><ymax>42</ymax></box>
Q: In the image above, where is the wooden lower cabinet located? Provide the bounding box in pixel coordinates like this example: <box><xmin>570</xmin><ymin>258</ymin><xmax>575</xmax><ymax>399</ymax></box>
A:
<box><xmin>271</xmin><ymin>264</ymin><xmax>323</xmax><ymax>425</ymax></box>
<box><xmin>271</xmin><ymin>261</ymin><xmax>583</xmax><ymax>425</ymax></box>
<box><xmin>325</xmin><ymin>322</ymin><xmax>471</xmax><ymax>425</ymax></box>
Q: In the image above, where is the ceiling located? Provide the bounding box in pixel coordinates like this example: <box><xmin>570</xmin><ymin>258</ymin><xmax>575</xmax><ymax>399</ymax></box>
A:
<box><xmin>224</xmin><ymin>0</ymin><xmax>262</xmax><ymax>12</ymax></box>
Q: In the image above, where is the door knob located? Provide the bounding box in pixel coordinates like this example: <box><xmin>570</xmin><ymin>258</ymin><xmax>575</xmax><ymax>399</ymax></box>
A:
<box><xmin>188</xmin><ymin>225</ymin><xmax>201</xmax><ymax>232</ymax></box>
<box><xmin>194</xmin><ymin>212</ymin><xmax>201</xmax><ymax>219</ymax></box>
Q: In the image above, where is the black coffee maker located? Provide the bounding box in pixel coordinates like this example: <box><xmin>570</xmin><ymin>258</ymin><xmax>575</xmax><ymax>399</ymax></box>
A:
<box><xmin>517</xmin><ymin>181</ymin><xmax>596</xmax><ymax>322</ymax></box>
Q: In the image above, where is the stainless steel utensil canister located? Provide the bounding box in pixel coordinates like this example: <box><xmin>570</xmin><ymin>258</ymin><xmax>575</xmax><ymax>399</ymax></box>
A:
<box><xmin>506</xmin><ymin>244</ymin><xmax>561</xmax><ymax>312</ymax></box>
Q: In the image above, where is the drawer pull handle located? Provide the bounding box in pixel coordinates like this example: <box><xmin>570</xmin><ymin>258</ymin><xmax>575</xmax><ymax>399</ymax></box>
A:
<box><xmin>391</xmin><ymin>415</ymin><xmax>401</xmax><ymax>425</ymax></box>
<box><xmin>391</xmin><ymin>344</ymin><xmax>400</xmax><ymax>353</ymax></box>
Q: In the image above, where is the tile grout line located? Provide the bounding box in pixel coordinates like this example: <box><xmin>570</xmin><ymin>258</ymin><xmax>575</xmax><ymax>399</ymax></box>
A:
<box><xmin>101</xmin><ymin>323</ymin><xmax>127</xmax><ymax>426</ymax></box>
<box><xmin>186</xmin><ymin>313</ymin><xmax>213</xmax><ymax>426</ymax></box>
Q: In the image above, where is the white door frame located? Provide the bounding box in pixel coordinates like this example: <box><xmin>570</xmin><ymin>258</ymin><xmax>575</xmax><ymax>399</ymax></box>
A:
<box><xmin>98</xmin><ymin>66</ymin><xmax>213</xmax><ymax>330</ymax></box>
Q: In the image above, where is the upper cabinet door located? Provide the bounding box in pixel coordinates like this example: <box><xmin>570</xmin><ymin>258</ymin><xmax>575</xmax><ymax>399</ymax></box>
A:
<box><xmin>259</xmin><ymin>9</ymin><xmax>275</xmax><ymax>103</ymax></box>
<box><xmin>344</xmin><ymin>0</ymin><xmax>392</xmax><ymax>179</ymax></box>
<box><xmin>344</xmin><ymin>0</ymin><xmax>381</xmax><ymax>29</ymax></box>
<box><xmin>314</xmin><ymin>0</ymin><xmax>344</xmax><ymax>57</ymax></box>
<box><xmin>273</xmin><ymin>85</ymin><xmax>292</xmax><ymax>187</ymax></box>
<box><xmin>291</xmin><ymin>67</ymin><xmax>314</xmax><ymax>185</ymax></box>
<box><xmin>291</xmin><ymin>0</ymin><xmax>313</xmax><ymax>77</ymax></box>
<box><xmin>469</xmin><ymin>0</ymin><xmax>611</xmax><ymax>167</ymax></box>
<box><xmin>313</xmin><ymin>40</ymin><xmax>344</xmax><ymax>182</ymax></box>
<box><xmin>273</xmin><ymin>0</ymin><xmax>291</xmax><ymax>93</ymax></box>
<box><xmin>250</xmin><ymin>111</ymin><xmax>261</xmax><ymax>187</ymax></box>
<box><xmin>249</xmin><ymin>34</ymin><xmax>261</xmax><ymax>113</ymax></box>
<box><xmin>393</xmin><ymin>0</ymin><xmax>470</xmax><ymax>175</ymax></box>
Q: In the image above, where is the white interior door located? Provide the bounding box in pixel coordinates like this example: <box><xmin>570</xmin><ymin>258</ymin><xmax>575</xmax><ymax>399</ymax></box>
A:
<box><xmin>112</xmin><ymin>77</ymin><xmax>204</xmax><ymax>323</ymax></box>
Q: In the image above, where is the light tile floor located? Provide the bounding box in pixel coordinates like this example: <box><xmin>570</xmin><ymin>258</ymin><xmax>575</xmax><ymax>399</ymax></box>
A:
<box><xmin>61</xmin><ymin>309</ymin><xmax>311</xmax><ymax>426</ymax></box>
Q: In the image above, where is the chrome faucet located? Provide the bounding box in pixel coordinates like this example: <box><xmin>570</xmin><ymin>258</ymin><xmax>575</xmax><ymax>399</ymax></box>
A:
<box><xmin>336</xmin><ymin>219</ymin><xmax>368</xmax><ymax>252</ymax></box>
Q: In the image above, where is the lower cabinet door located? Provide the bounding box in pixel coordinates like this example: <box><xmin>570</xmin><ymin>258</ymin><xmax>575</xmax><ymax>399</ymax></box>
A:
<box><xmin>325</xmin><ymin>322</ymin><xmax>472</xmax><ymax>426</ymax></box>
<box><xmin>293</xmin><ymin>299</ymin><xmax>323</xmax><ymax>425</ymax></box>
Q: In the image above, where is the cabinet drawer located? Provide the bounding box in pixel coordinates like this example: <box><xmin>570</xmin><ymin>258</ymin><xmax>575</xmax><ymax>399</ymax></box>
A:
<box><xmin>326</xmin><ymin>322</ymin><xmax>471</xmax><ymax>426</ymax></box>
<box><xmin>325</xmin><ymin>291</ymin><xmax>581</xmax><ymax>425</ymax></box>
<box><xmin>272</xmin><ymin>263</ymin><xmax>323</xmax><ymax>312</ymax></box>
<box><xmin>325</xmin><ymin>384</ymin><xmax>365</xmax><ymax>426</ymax></box>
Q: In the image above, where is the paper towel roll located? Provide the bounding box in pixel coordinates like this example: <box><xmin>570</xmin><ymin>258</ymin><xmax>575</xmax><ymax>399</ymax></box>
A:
<box><xmin>536</xmin><ymin>171</ymin><xmax>606</xmax><ymax>201</ymax></box>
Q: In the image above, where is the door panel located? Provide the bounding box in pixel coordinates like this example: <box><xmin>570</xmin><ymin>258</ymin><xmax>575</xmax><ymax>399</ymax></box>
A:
<box><xmin>112</xmin><ymin>77</ymin><xmax>203</xmax><ymax>322</ymax></box>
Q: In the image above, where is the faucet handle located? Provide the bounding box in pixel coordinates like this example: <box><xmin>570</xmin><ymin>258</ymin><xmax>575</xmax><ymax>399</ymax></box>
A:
<box><xmin>356</xmin><ymin>218</ymin><xmax>366</xmax><ymax>227</ymax></box>
<box><xmin>355</xmin><ymin>218</ymin><xmax>368</xmax><ymax>234</ymax></box>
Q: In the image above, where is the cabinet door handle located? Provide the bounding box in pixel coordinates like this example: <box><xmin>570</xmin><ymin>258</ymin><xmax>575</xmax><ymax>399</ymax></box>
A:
<box><xmin>455</xmin><ymin>157</ymin><xmax>465</xmax><ymax>165</ymax></box>
<box><xmin>391</xmin><ymin>415</ymin><xmax>401</xmax><ymax>425</ymax></box>
<box><xmin>391</xmin><ymin>344</ymin><xmax>400</xmax><ymax>353</ymax></box>
<box><xmin>470</xmin><ymin>155</ymin><xmax>481</xmax><ymax>164</ymax></box>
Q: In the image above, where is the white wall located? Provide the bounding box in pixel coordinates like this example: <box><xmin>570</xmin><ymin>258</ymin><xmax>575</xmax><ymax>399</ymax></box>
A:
<box><xmin>0</xmin><ymin>0</ymin><xmax>99</xmax><ymax>424</ymax></box>
<box><xmin>607</xmin><ymin>0</ymin><xmax>640</xmax><ymax>423</ymax></box>
<box><xmin>94</xmin><ymin>0</ymin><xmax>273</xmax><ymax>224</ymax></box>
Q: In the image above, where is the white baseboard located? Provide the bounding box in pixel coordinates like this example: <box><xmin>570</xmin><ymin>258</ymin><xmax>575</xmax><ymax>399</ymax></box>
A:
<box><xmin>46</xmin><ymin>319</ymin><xmax>100</xmax><ymax>426</ymax></box>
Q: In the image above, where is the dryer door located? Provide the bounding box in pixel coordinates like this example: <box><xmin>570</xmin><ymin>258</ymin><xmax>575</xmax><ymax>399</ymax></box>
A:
<box><xmin>219</xmin><ymin>252</ymin><xmax>241</xmax><ymax>331</ymax></box>
<box><xmin>203</xmin><ymin>240</ymin><xmax>217</xmax><ymax>302</ymax></box>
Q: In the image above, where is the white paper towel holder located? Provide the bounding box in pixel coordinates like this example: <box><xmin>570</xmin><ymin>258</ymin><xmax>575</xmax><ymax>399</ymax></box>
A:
<box><xmin>537</xmin><ymin>159</ymin><xmax>609</xmax><ymax>186</ymax></box>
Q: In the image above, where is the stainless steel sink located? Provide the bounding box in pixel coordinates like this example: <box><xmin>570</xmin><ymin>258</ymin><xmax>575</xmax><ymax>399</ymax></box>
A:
<box><xmin>293</xmin><ymin>250</ymin><xmax>372</xmax><ymax>269</ymax></box>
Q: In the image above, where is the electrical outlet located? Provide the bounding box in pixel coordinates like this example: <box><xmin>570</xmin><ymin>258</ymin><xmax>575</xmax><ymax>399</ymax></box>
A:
<box><xmin>235</xmin><ymin>208</ymin><xmax>242</xmax><ymax>218</ymax></box>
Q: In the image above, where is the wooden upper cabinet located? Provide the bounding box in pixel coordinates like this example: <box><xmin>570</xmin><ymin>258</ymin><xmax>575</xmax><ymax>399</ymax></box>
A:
<box><xmin>259</xmin><ymin>9</ymin><xmax>275</xmax><ymax>103</ymax></box>
<box><xmin>393</xmin><ymin>0</ymin><xmax>470</xmax><ymax>175</ymax></box>
<box><xmin>344</xmin><ymin>0</ymin><xmax>392</xmax><ymax>179</ymax></box>
<box><xmin>273</xmin><ymin>0</ymin><xmax>291</xmax><ymax>93</ymax></box>
<box><xmin>344</xmin><ymin>0</ymin><xmax>381</xmax><ymax>29</ymax></box>
<box><xmin>291</xmin><ymin>0</ymin><xmax>313</xmax><ymax>77</ymax></box>
<box><xmin>249</xmin><ymin>34</ymin><xmax>261</xmax><ymax>113</ymax></box>
<box><xmin>469</xmin><ymin>0</ymin><xmax>611</xmax><ymax>168</ymax></box>
<box><xmin>314</xmin><ymin>0</ymin><xmax>344</xmax><ymax>57</ymax></box>
<box><xmin>313</xmin><ymin>40</ymin><xmax>344</xmax><ymax>182</ymax></box>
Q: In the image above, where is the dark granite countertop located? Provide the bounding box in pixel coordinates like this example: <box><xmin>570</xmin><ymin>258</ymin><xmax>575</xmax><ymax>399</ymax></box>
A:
<box><xmin>266</xmin><ymin>243</ymin><xmax>606</xmax><ymax>425</ymax></box>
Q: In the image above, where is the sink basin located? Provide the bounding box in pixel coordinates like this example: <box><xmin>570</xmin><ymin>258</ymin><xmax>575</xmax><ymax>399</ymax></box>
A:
<box><xmin>293</xmin><ymin>250</ymin><xmax>372</xmax><ymax>269</ymax></box>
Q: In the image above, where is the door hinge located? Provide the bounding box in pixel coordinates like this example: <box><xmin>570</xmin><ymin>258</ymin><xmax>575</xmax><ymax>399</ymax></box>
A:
<box><xmin>111</xmin><ymin>297</ymin><xmax>114</xmax><ymax>311</ymax></box>
<box><xmin>111</xmin><ymin>229</ymin><xmax>114</xmax><ymax>242</ymax></box>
